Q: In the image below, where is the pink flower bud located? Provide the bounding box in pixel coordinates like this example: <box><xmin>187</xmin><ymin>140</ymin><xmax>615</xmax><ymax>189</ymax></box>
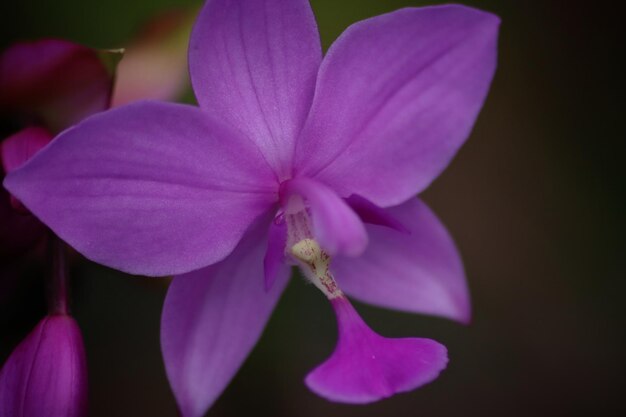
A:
<box><xmin>0</xmin><ymin>315</ymin><xmax>88</xmax><ymax>417</ymax></box>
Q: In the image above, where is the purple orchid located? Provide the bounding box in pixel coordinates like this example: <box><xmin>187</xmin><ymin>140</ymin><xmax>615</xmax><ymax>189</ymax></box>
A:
<box><xmin>4</xmin><ymin>0</ymin><xmax>499</xmax><ymax>416</ymax></box>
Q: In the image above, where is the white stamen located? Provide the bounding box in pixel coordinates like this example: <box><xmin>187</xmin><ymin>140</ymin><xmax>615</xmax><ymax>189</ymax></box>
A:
<box><xmin>283</xmin><ymin>197</ymin><xmax>344</xmax><ymax>299</ymax></box>
<box><xmin>290</xmin><ymin>238</ymin><xmax>343</xmax><ymax>299</ymax></box>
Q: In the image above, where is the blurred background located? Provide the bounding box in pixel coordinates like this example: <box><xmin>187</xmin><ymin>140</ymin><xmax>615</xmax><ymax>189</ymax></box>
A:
<box><xmin>1</xmin><ymin>0</ymin><xmax>624</xmax><ymax>416</ymax></box>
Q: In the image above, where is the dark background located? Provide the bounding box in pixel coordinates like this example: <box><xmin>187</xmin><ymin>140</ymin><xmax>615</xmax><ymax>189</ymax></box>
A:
<box><xmin>1</xmin><ymin>1</ymin><xmax>624</xmax><ymax>416</ymax></box>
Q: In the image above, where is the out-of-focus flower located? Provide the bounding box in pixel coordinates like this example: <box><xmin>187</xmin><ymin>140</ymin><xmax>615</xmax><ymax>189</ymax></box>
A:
<box><xmin>1</xmin><ymin>127</ymin><xmax>53</xmax><ymax>211</ymax></box>
<box><xmin>0</xmin><ymin>12</ymin><xmax>194</xmax><ymax>413</ymax></box>
<box><xmin>0</xmin><ymin>39</ymin><xmax>115</xmax><ymax>135</ymax></box>
<box><xmin>0</xmin><ymin>39</ymin><xmax>116</xmax><ymax>260</ymax></box>
<box><xmin>0</xmin><ymin>315</ymin><xmax>88</xmax><ymax>417</ymax></box>
<box><xmin>4</xmin><ymin>1</ymin><xmax>499</xmax><ymax>416</ymax></box>
<box><xmin>0</xmin><ymin>40</ymin><xmax>115</xmax><ymax>417</ymax></box>
<box><xmin>111</xmin><ymin>9</ymin><xmax>196</xmax><ymax>107</ymax></box>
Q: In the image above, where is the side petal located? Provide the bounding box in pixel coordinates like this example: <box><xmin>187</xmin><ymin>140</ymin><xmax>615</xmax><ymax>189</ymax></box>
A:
<box><xmin>4</xmin><ymin>101</ymin><xmax>278</xmax><ymax>276</ymax></box>
<box><xmin>346</xmin><ymin>194</ymin><xmax>409</xmax><ymax>234</ymax></box>
<box><xmin>189</xmin><ymin>0</ymin><xmax>322</xmax><ymax>178</ymax></box>
<box><xmin>0</xmin><ymin>39</ymin><xmax>114</xmax><ymax>133</ymax></box>
<box><xmin>161</xmin><ymin>217</ymin><xmax>290</xmax><ymax>417</ymax></box>
<box><xmin>305</xmin><ymin>296</ymin><xmax>447</xmax><ymax>403</ymax></box>
<box><xmin>332</xmin><ymin>199</ymin><xmax>471</xmax><ymax>323</ymax></box>
<box><xmin>295</xmin><ymin>5</ymin><xmax>500</xmax><ymax>206</ymax></box>
<box><xmin>281</xmin><ymin>178</ymin><xmax>367</xmax><ymax>257</ymax></box>
<box><xmin>0</xmin><ymin>315</ymin><xmax>88</xmax><ymax>417</ymax></box>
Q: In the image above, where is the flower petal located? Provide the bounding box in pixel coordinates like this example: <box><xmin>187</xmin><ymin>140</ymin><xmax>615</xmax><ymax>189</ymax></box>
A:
<box><xmin>305</xmin><ymin>296</ymin><xmax>447</xmax><ymax>403</ymax></box>
<box><xmin>281</xmin><ymin>178</ymin><xmax>367</xmax><ymax>257</ymax></box>
<box><xmin>295</xmin><ymin>5</ymin><xmax>499</xmax><ymax>206</ymax></box>
<box><xmin>333</xmin><ymin>198</ymin><xmax>470</xmax><ymax>323</ymax></box>
<box><xmin>189</xmin><ymin>0</ymin><xmax>322</xmax><ymax>178</ymax></box>
<box><xmin>0</xmin><ymin>39</ymin><xmax>114</xmax><ymax>133</ymax></box>
<box><xmin>0</xmin><ymin>315</ymin><xmax>88</xmax><ymax>417</ymax></box>
<box><xmin>1</xmin><ymin>127</ymin><xmax>53</xmax><ymax>174</ymax></box>
<box><xmin>161</xmin><ymin>216</ymin><xmax>290</xmax><ymax>417</ymax></box>
<box><xmin>346</xmin><ymin>194</ymin><xmax>409</xmax><ymax>234</ymax></box>
<box><xmin>263</xmin><ymin>215</ymin><xmax>287</xmax><ymax>291</ymax></box>
<box><xmin>4</xmin><ymin>101</ymin><xmax>278</xmax><ymax>276</ymax></box>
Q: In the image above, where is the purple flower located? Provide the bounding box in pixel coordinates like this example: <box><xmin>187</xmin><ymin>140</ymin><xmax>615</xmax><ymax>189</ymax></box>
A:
<box><xmin>4</xmin><ymin>1</ymin><xmax>499</xmax><ymax>416</ymax></box>
<box><xmin>0</xmin><ymin>315</ymin><xmax>88</xmax><ymax>417</ymax></box>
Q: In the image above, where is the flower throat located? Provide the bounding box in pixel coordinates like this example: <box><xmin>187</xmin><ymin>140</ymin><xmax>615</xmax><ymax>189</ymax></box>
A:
<box><xmin>284</xmin><ymin>201</ymin><xmax>343</xmax><ymax>299</ymax></box>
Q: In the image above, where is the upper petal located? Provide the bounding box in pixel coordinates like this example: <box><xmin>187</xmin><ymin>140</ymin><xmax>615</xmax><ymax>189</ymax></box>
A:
<box><xmin>189</xmin><ymin>0</ymin><xmax>322</xmax><ymax>178</ymax></box>
<box><xmin>161</xmin><ymin>216</ymin><xmax>290</xmax><ymax>417</ymax></box>
<box><xmin>4</xmin><ymin>101</ymin><xmax>278</xmax><ymax>276</ymax></box>
<box><xmin>294</xmin><ymin>5</ymin><xmax>500</xmax><ymax>206</ymax></box>
<box><xmin>0</xmin><ymin>39</ymin><xmax>114</xmax><ymax>133</ymax></box>
<box><xmin>0</xmin><ymin>315</ymin><xmax>88</xmax><ymax>417</ymax></box>
<box><xmin>332</xmin><ymin>199</ymin><xmax>471</xmax><ymax>323</ymax></box>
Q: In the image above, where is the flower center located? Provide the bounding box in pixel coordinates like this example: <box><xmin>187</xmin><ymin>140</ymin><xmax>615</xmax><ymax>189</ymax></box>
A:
<box><xmin>284</xmin><ymin>198</ymin><xmax>343</xmax><ymax>299</ymax></box>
